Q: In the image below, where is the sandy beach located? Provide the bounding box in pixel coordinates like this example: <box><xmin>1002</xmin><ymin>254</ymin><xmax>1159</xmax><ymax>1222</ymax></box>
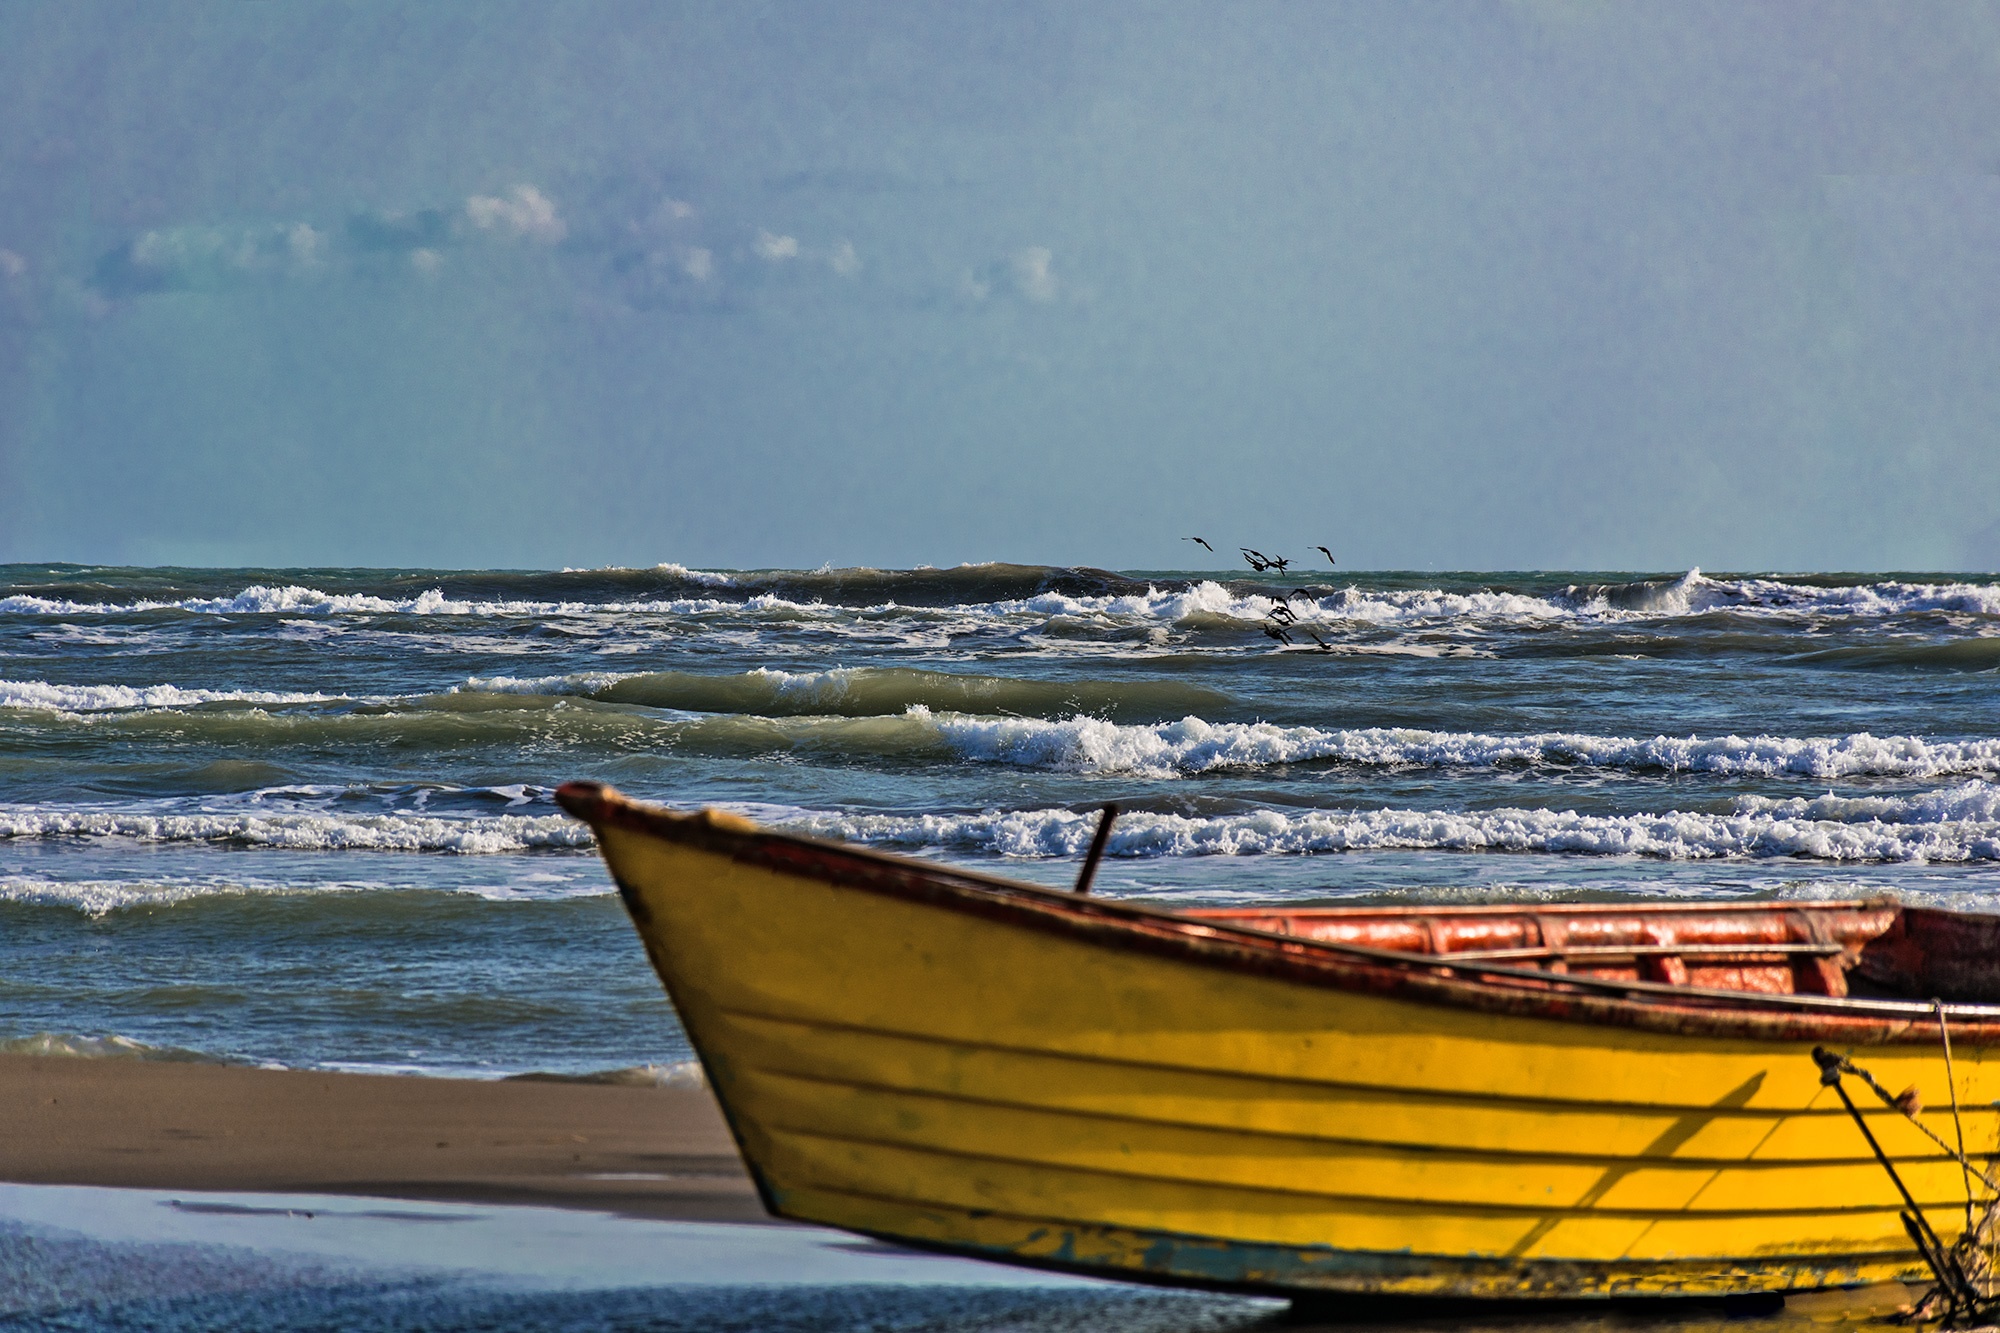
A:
<box><xmin>0</xmin><ymin>1054</ymin><xmax>764</xmax><ymax>1223</ymax></box>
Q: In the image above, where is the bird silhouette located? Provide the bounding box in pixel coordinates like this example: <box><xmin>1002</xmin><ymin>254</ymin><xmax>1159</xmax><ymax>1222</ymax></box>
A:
<box><xmin>1268</xmin><ymin>604</ymin><xmax>1297</xmax><ymax>625</ymax></box>
<box><xmin>1185</xmin><ymin>537</ymin><xmax>1213</xmax><ymax>553</ymax></box>
<box><xmin>1315</xmin><ymin>546</ymin><xmax>1336</xmax><ymax>566</ymax></box>
<box><xmin>1263</xmin><ymin>624</ymin><xmax>1293</xmax><ymax>645</ymax></box>
<box><xmin>1242</xmin><ymin>548</ymin><xmax>1292</xmax><ymax>573</ymax></box>
<box><xmin>1304</xmin><ymin>627</ymin><xmax>1333</xmax><ymax>651</ymax></box>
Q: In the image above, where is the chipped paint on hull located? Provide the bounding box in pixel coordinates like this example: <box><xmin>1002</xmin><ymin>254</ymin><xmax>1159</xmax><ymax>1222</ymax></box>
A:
<box><xmin>766</xmin><ymin>1185</ymin><xmax>1913</xmax><ymax>1298</ymax></box>
<box><xmin>558</xmin><ymin>783</ymin><xmax>1999</xmax><ymax>1300</ymax></box>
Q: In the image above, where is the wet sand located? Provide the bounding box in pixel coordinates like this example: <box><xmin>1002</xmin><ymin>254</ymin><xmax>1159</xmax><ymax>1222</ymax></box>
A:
<box><xmin>0</xmin><ymin>1054</ymin><xmax>1927</xmax><ymax>1331</ymax></box>
<box><xmin>0</xmin><ymin>1053</ymin><xmax>765</xmax><ymax>1222</ymax></box>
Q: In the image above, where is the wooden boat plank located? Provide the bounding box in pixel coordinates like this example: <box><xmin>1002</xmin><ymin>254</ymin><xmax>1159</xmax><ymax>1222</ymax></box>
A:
<box><xmin>714</xmin><ymin>1008</ymin><xmax>1996</xmax><ymax>1165</ymax></box>
<box><xmin>737</xmin><ymin>1066</ymin><xmax>1986</xmax><ymax>1215</ymax></box>
<box><xmin>754</xmin><ymin>1132</ymin><xmax>1923</xmax><ymax>1265</ymax></box>
<box><xmin>773</xmin><ymin>1178</ymin><xmax>1909</xmax><ymax>1297</ymax></box>
<box><xmin>559</xmin><ymin>783</ymin><xmax>1991</xmax><ymax>1297</ymax></box>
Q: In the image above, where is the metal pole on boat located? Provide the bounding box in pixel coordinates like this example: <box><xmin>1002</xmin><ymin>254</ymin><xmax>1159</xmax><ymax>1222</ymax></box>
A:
<box><xmin>1074</xmin><ymin>804</ymin><xmax>1119</xmax><ymax>895</ymax></box>
<box><xmin>1812</xmin><ymin>1047</ymin><xmax>1978</xmax><ymax>1316</ymax></box>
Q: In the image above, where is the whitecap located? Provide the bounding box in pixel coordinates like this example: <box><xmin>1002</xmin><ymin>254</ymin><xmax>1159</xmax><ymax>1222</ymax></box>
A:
<box><xmin>908</xmin><ymin>710</ymin><xmax>2000</xmax><ymax>780</ymax></box>
<box><xmin>0</xmin><ymin>678</ymin><xmax>341</xmax><ymax>713</ymax></box>
<box><xmin>0</xmin><ymin>809</ymin><xmax>594</xmax><ymax>853</ymax></box>
<box><xmin>783</xmin><ymin>787</ymin><xmax>2000</xmax><ymax>864</ymax></box>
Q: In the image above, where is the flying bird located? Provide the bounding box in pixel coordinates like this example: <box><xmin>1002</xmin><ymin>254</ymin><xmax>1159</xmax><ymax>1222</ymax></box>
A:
<box><xmin>1184</xmin><ymin>537</ymin><xmax>1213</xmax><ymax>553</ymax></box>
<box><xmin>1304</xmin><ymin>627</ymin><xmax>1333</xmax><ymax>652</ymax></box>
<box><xmin>1268</xmin><ymin>604</ymin><xmax>1297</xmax><ymax>625</ymax></box>
<box><xmin>1263</xmin><ymin>624</ymin><xmax>1293</xmax><ymax>645</ymax></box>
<box><xmin>1315</xmin><ymin>546</ymin><xmax>1336</xmax><ymax>566</ymax></box>
<box><xmin>1242</xmin><ymin>548</ymin><xmax>1291</xmax><ymax>573</ymax></box>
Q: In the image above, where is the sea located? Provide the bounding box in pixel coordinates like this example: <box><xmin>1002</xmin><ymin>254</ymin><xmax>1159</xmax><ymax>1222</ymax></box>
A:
<box><xmin>4</xmin><ymin>561</ymin><xmax>1999</xmax><ymax>1081</ymax></box>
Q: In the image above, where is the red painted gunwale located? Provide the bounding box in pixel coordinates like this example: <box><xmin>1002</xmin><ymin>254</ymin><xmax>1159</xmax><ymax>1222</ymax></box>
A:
<box><xmin>557</xmin><ymin>782</ymin><xmax>2000</xmax><ymax>1048</ymax></box>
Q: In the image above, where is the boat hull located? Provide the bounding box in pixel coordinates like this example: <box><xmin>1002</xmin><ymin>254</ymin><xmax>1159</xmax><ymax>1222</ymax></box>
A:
<box><xmin>566</xmin><ymin>787</ymin><xmax>1998</xmax><ymax>1299</ymax></box>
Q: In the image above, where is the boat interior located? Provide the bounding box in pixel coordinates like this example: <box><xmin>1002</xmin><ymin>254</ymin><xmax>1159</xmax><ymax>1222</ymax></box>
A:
<box><xmin>1178</xmin><ymin>900</ymin><xmax>2000</xmax><ymax>1003</ymax></box>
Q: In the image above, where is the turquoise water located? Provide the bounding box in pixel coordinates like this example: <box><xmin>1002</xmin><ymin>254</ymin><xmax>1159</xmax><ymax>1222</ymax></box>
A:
<box><xmin>4</xmin><ymin>562</ymin><xmax>1999</xmax><ymax>1076</ymax></box>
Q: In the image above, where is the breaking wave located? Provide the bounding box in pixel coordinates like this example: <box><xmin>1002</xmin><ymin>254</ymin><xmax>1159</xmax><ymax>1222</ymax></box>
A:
<box><xmin>917</xmin><ymin>714</ymin><xmax>2000</xmax><ymax>779</ymax></box>
<box><xmin>2</xmin><ymin>566</ymin><xmax>1995</xmax><ymax>628</ymax></box>
<box><xmin>0</xmin><ymin>679</ymin><xmax>341</xmax><ymax>712</ymax></box>
<box><xmin>0</xmin><ymin>1033</ymin><xmax>234</xmax><ymax>1063</ymax></box>
<box><xmin>0</xmin><ymin>1031</ymin><xmax>701</xmax><ymax>1082</ymax></box>
<box><xmin>0</xmin><ymin>584</ymin><xmax>766</xmax><ymax>619</ymax></box>
<box><xmin>9</xmin><ymin>780</ymin><xmax>2000</xmax><ymax>867</ymax></box>
<box><xmin>791</xmin><ymin>782</ymin><xmax>2000</xmax><ymax>863</ymax></box>
<box><xmin>465</xmin><ymin>666</ymin><xmax>1234</xmax><ymax>721</ymax></box>
<box><xmin>0</xmin><ymin>809</ymin><xmax>592</xmax><ymax>853</ymax></box>
<box><xmin>7</xmin><ymin>672</ymin><xmax>1998</xmax><ymax>784</ymax></box>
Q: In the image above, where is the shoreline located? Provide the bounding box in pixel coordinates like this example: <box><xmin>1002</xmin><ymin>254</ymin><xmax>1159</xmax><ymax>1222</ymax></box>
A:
<box><xmin>0</xmin><ymin>1053</ymin><xmax>766</xmax><ymax>1223</ymax></box>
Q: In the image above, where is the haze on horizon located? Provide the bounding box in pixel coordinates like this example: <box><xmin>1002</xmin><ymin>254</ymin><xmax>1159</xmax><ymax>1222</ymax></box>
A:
<box><xmin>2</xmin><ymin>2</ymin><xmax>1997</xmax><ymax>574</ymax></box>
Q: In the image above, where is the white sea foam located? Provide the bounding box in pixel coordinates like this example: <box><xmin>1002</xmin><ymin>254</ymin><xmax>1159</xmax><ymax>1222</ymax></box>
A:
<box><xmin>8</xmin><ymin>783</ymin><xmax>2000</xmax><ymax>869</ymax></box>
<box><xmin>0</xmin><ymin>678</ymin><xmax>339</xmax><ymax>713</ymax></box>
<box><xmin>0</xmin><ymin>868</ymin><xmax>612</xmax><ymax>916</ymax></box>
<box><xmin>786</xmin><ymin>784</ymin><xmax>2000</xmax><ymax>863</ymax></box>
<box><xmin>507</xmin><ymin>1060</ymin><xmax>708</xmax><ymax>1088</ymax></box>
<box><xmin>933</xmin><ymin>571</ymin><xmax>2000</xmax><ymax>630</ymax></box>
<box><xmin>2</xmin><ymin>570</ymin><xmax>1994</xmax><ymax>627</ymax></box>
<box><xmin>909</xmin><ymin>710</ymin><xmax>2000</xmax><ymax>780</ymax></box>
<box><xmin>179</xmin><ymin>584</ymin><xmax>686</xmax><ymax>618</ymax></box>
<box><xmin>0</xmin><ymin>809</ymin><xmax>593</xmax><ymax>853</ymax></box>
<box><xmin>0</xmin><ymin>876</ymin><xmax>284</xmax><ymax>915</ymax></box>
<box><xmin>463</xmin><ymin>667</ymin><xmax>905</xmax><ymax>701</ymax></box>
<box><xmin>0</xmin><ymin>585</ymin><xmax>806</xmax><ymax>620</ymax></box>
<box><xmin>0</xmin><ymin>1033</ymin><xmax>231</xmax><ymax>1063</ymax></box>
<box><xmin>484</xmin><ymin>665</ymin><xmax>878</xmax><ymax>703</ymax></box>
<box><xmin>649</xmin><ymin>562</ymin><xmax>738</xmax><ymax>587</ymax></box>
<box><xmin>461</xmin><ymin>671</ymin><xmax>638</xmax><ymax>696</ymax></box>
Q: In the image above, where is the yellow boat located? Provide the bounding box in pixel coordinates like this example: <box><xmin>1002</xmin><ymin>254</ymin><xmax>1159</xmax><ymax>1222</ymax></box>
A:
<box><xmin>557</xmin><ymin>781</ymin><xmax>2000</xmax><ymax>1301</ymax></box>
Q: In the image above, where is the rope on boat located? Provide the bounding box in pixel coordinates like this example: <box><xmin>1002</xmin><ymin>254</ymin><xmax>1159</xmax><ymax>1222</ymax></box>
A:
<box><xmin>1812</xmin><ymin>1041</ymin><xmax>2000</xmax><ymax>1326</ymax></box>
<box><xmin>1936</xmin><ymin>1001</ymin><xmax>1977</xmax><ymax>1247</ymax></box>
<box><xmin>1819</xmin><ymin>1046</ymin><xmax>2000</xmax><ymax>1197</ymax></box>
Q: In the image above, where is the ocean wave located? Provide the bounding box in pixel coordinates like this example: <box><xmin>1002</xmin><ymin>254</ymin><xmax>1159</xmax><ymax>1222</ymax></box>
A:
<box><xmin>0</xmin><ymin>809</ymin><xmax>594</xmax><ymax>853</ymax></box>
<box><xmin>0</xmin><ymin>1032</ymin><xmax>702</xmax><ymax>1082</ymax></box>
<box><xmin>504</xmin><ymin>1060</ymin><xmax>707</xmax><ymax>1089</ymax></box>
<box><xmin>0</xmin><ymin>875</ymin><xmax>293</xmax><ymax>915</ymax></box>
<box><xmin>9</xmin><ymin>678</ymin><xmax>1997</xmax><ymax>784</ymax></box>
<box><xmin>919</xmin><ymin>569</ymin><xmax>2000</xmax><ymax>629</ymax></box>
<box><xmin>791</xmin><ymin>784</ymin><xmax>2000</xmax><ymax>863</ymax></box>
<box><xmin>0</xmin><ymin>678</ymin><xmax>341</xmax><ymax>713</ymax></box>
<box><xmin>463</xmin><ymin>665</ymin><xmax>1234</xmax><ymax>721</ymax></box>
<box><xmin>9</xmin><ymin>782</ymin><xmax>2000</xmax><ymax>868</ymax></box>
<box><xmin>623</xmin><ymin>561</ymin><xmax>1153</xmax><ymax>607</ymax></box>
<box><xmin>1736</xmin><ymin>784</ymin><xmax>2000</xmax><ymax>824</ymax></box>
<box><xmin>0</xmin><ymin>1032</ymin><xmax>236</xmax><ymax>1063</ymax></box>
<box><xmin>2</xmin><ymin>567</ymin><xmax>1995</xmax><ymax>631</ymax></box>
<box><xmin>1782</xmin><ymin>639</ymin><xmax>2000</xmax><ymax>672</ymax></box>
<box><xmin>0</xmin><ymin>584</ymin><xmax>802</xmax><ymax>620</ymax></box>
<box><xmin>0</xmin><ymin>863</ymin><xmax>613</xmax><ymax>917</ymax></box>
<box><xmin>638</xmin><ymin>562</ymin><xmax>739</xmax><ymax>588</ymax></box>
<box><xmin>915</xmin><ymin>712</ymin><xmax>2000</xmax><ymax>780</ymax></box>
<box><xmin>1559</xmin><ymin>569</ymin><xmax>2000</xmax><ymax>620</ymax></box>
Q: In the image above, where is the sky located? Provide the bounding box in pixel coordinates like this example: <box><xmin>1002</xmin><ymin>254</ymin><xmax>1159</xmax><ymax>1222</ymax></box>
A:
<box><xmin>1</xmin><ymin>1</ymin><xmax>1997</xmax><ymax>572</ymax></box>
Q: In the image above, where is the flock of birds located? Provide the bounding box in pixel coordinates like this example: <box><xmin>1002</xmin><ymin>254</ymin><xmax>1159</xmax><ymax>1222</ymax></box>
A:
<box><xmin>1182</xmin><ymin>537</ymin><xmax>1339</xmax><ymax>651</ymax></box>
